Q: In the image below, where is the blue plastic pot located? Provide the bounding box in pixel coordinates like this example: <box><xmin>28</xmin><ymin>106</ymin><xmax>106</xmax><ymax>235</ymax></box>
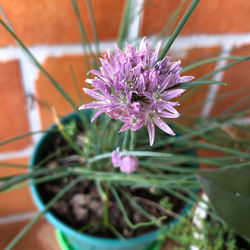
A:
<box><xmin>30</xmin><ymin>111</ymin><xmax>197</xmax><ymax>250</ymax></box>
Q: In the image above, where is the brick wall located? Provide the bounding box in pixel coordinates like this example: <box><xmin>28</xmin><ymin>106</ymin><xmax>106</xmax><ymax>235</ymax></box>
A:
<box><xmin>0</xmin><ymin>0</ymin><xmax>249</xmax><ymax>247</ymax></box>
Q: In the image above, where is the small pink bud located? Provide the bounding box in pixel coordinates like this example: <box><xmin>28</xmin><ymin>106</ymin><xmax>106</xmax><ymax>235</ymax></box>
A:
<box><xmin>111</xmin><ymin>148</ymin><xmax>139</xmax><ymax>173</ymax></box>
<box><xmin>120</xmin><ymin>156</ymin><xmax>138</xmax><ymax>173</ymax></box>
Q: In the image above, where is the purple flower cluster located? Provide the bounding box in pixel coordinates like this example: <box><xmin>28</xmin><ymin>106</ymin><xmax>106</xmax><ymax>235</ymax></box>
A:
<box><xmin>112</xmin><ymin>148</ymin><xmax>138</xmax><ymax>173</ymax></box>
<box><xmin>79</xmin><ymin>38</ymin><xmax>194</xmax><ymax>145</ymax></box>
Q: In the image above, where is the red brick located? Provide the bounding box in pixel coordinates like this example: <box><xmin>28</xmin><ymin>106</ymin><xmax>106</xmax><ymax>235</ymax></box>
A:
<box><xmin>35</xmin><ymin>55</ymin><xmax>90</xmax><ymax>128</ymax></box>
<box><xmin>141</xmin><ymin>0</ymin><xmax>250</xmax><ymax>36</ymax></box>
<box><xmin>211</xmin><ymin>45</ymin><xmax>250</xmax><ymax>116</ymax></box>
<box><xmin>0</xmin><ymin>219</ymin><xmax>60</xmax><ymax>250</ymax></box>
<box><xmin>0</xmin><ymin>0</ymin><xmax>125</xmax><ymax>46</ymax></box>
<box><xmin>170</xmin><ymin>47</ymin><xmax>221</xmax><ymax>117</ymax></box>
<box><xmin>196</xmin><ymin>148</ymin><xmax>224</xmax><ymax>169</ymax></box>
<box><xmin>0</xmin><ymin>60</ymin><xmax>31</xmax><ymax>152</ymax></box>
<box><xmin>0</xmin><ymin>158</ymin><xmax>36</xmax><ymax>216</ymax></box>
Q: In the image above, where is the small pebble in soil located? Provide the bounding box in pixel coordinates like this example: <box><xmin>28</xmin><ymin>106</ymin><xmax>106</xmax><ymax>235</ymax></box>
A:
<box><xmin>73</xmin><ymin>206</ymin><xmax>89</xmax><ymax>221</ymax></box>
<box><xmin>52</xmin><ymin>201</ymin><xmax>69</xmax><ymax>216</ymax></box>
<box><xmin>70</xmin><ymin>194</ymin><xmax>88</xmax><ymax>206</ymax></box>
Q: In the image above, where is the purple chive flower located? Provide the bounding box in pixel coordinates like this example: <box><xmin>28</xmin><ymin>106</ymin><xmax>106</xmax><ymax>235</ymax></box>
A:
<box><xmin>111</xmin><ymin>148</ymin><xmax>138</xmax><ymax>173</ymax></box>
<box><xmin>79</xmin><ymin>38</ymin><xmax>194</xmax><ymax>146</ymax></box>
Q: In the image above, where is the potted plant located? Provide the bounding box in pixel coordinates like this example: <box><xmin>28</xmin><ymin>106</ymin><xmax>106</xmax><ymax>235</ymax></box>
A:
<box><xmin>0</xmin><ymin>0</ymin><xmax>249</xmax><ymax>249</ymax></box>
<box><xmin>29</xmin><ymin>109</ymin><xmax>199</xmax><ymax>250</ymax></box>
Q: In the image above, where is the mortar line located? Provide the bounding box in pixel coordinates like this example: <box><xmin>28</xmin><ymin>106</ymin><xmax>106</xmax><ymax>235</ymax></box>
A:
<box><xmin>0</xmin><ymin>145</ymin><xmax>33</xmax><ymax>161</ymax></box>
<box><xmin>127</xmin><ymin>0</ymin><xmax>144</xmax><ymax>42</ymax></box>
<box><xmin>0</xmin><ymin>211</ymin><xmax>38</xmax><ymax>225</ymax></box>
<box><xmin>1</xmin><ymin>33</ymin><xmax>250</xmax><ymax>62</ymax></box>
<box><xmin>18</xmin><ymin>51</ymin><xmax>44</xmax><ymax>146</ymax></box>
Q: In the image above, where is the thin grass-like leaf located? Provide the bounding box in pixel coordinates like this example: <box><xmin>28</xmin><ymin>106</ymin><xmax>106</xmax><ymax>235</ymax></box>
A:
<box><xmin>182</xmin><ymin>87</ymin><xmax>249</xmax><ymax>113</ymax></box>
<box><xmin>0</xmin><ymin>163</ymin><xmax>28</xmax><ymax>169</ymax></box>
<box><xmin>176</xmin><ymin>140</ymin><xmax>250</xmax><ymax>158</ymax></box>
<box><xmin>157</xmin><ymin>0</ymin><xmax>200</xmax><ymax>61</ymax></box>
<box><xmin>70</xmin><ymin>0</ymin><xmax>89</xmax><ymax>71</ymax></box>
<box><xmin>120</xmin><ymin>188</ymin><xmax>162</xmax><ymax>226</ymax></box>
<box><xmin>0</xmin><ymin>164</ymin><xmax>79</xmax><ymax>192</ymax></box>
<box><xmin>180</xmin><ymin>55</ymin><xmax>250</xmax><ymax>103</ymax></box>
<box><xmin>0</xmin><ymin>19</ymin><xmax>78</xmax><ymax>110</ymax></box>
<box><xmin>0</xmin><ymin>130</ymin><xmax>49</xmax><ymax>147</ymax></box>
<box><xmin>157</xmin><ymin>0</ymin><xmax>186</xmax><ymax>39</ymax></box>
<box><xmin>85</xmin><ymin>0</ymin><xmax>100</xmax><ymax>58</ymax></box>
<box><xmin>12</xmin><ymin>172</ymin><xmax>74</xmax><ymax>190</ymax></box>
<box><xmin>181</xmin><ymin>55</ymin><xmax>247</xmax><ymax>73</ymax></box>
<box><xmin>140</xmin><ymin>161</ymin><xmax>198</xmax><ymax>173</ymax></box>
<box><xmin>122</xmin><ymin>130</ymin><xmax>129</xmax><ymax>150</ymax></box>
<box><xmin>88</xmin><ymin>151</ymin><xmax>172</xmax><ymax>164</ymax></box>
<box><xmin>217</xmin><ymin>94</ymin><xmax>250</xmax><ymax>119</ymax></box>
<box><xmin>111</xmin><ymin>186</ymin><xmax>166</xmax><ymax>229</ymax></box>
<box><xmin>172</xmin><ymin>80</ymin><xmax>226</xmax><ymax>89</ymax></box>
<box><xmin>97</xmin><ymin>116</ymin><xmax>112</xmax><ymax>153</ymax></box>
<box><xmin>200</xmin><ymin>55</ymin><xmax>250</xmax><ymax>80</ymax></box>
<box><xmin>69</xmin><ymin>65</ymin><xmax>85</xmax><ymax>105</ymax></box>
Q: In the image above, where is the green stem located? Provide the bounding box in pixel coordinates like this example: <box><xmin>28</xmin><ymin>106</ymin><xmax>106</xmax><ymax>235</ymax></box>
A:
<box><xmin>157</xmin><ymin>0</ymin><xmax>200</xmax><ymax>61</ymax></box>
<box><xmin>0</xmin><ymin>129</ymin><xmax>51</xmax><ymax>147</ymax></box>
<box><xmin>60</xmin><ymin>127</ymin><xmax>84</xmax><ymax>157</ymax></box>
<box><xmin>85</xmin><ymin>0</ymin><xmax>100</xmax><ymax>58</ymax></box>
<box><xmin>103</xmin><ymin>182</ymin><xmax>110</xmax><ymax>225</ymax></box>
<box><xmin>129</xmin><ymin>130</ymin><xmax>136</xmax><ymax>151</ymax></box>
<box><xmin>156</xmin><ymin>0</ymin><xmax>186</xmax><ymax>39</ymax></box>
<box><xmin>88</xmin><ymin>151</ymin><xmax>172</xmax><ymax>164</ymax></box>
<box><xmin>111</xmin><ymin>186</ymin><xmax>166</xmax><ymax>229</ymax></box>
<box><xmin>122</xmin><ymin>130</ymin><xmax>129</xmax><ymax>150</ymax></box>
<box><xmin>69</xmin><ymin>65</ymin><xmax>84</xmax><ymax>105</ymax></box>
<box><xmin>120</xmin><ymin>188</ymin><xmax>162</xmax><ymax>227</ymax></box>
<box><xmin>0</xmin><ymin>19</ymin><xmax>78</xmax><ymax>110</ymax></box>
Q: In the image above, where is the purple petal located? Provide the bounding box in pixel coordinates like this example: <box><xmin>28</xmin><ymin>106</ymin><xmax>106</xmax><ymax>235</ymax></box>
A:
<box><xmin>88</xmin><ymin>70</ymin><xmax>104</xmax><ymax>78</ymax></box>
<box><xmin>161</xmin><ymin>89</ymin><xmax>186</xmax><ymax>100</ymax></box>
<box><xmin>157</xmin><ymin>102</ymin><xmax>180</xmax><ymax>114</ymax></box>
<box><xmin>179</xmin><ymin>75</ymin><xmax>194</xmax><ymax>82</ymax></box>
<box><xmin>152</xmin><ymin>117</ymin><xmax>175</xmax><ymax>136</ymax></box>
<box><xmin>150</xmin><ymin>41</ymin><xmax>162</xmax><ymax>66</ymax></box>
<box><xmin>79</xmin><ymin>102</ymin><xmax>108</xmax><ymax>110</ymax></box>
<box><xmin>146</xmin><ymin>120</ymin><xmax>155</xmax><ymax>146</ymax></box>
<box><xmin>91</xmin><ymin>110</ymin><xmax>104</xmax><ymax>122</ymax></box>
<box><xmin>83</xmin><ymin>88</ymin><xmax>105</xmax><ymax>100</ymax></box>
<box><xmin>158</xmin><ymin>111</ymin><xmax>180</xmax><ymax>118</ymax></box>
<box><xmin>119</xmin><ymin>123</ymin><xmax>131</xmax><ymax>132</ymax></box>
<box><xmin>139</xmin><ymin>37</ymin><xmax>146</xmax><ymax>51</ymax></box>
<box><xmin>158</xmin><ymin>74</ymin><xmax>172</xmax><ymax>92</ymax></box>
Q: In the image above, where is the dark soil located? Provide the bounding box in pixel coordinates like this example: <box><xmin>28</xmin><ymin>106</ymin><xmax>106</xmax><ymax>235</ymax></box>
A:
<box><xmin>39</xmin><ymin>178</ymin><xmax>184</xmax><ymax>238</ymax></box>
<box><xmin>36</xmin><ymin>126</ymin><xmax>187</xmax><ymax>239</ymax></box>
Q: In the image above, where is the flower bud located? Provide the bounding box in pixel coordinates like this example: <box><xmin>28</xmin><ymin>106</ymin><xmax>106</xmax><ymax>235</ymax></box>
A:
<box><xmin>120</xmin><ymin>156</ymin><xmax>138</xmax><ymax>173</ymax></box>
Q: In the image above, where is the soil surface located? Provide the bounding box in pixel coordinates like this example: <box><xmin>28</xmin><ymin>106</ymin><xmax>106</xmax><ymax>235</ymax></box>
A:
<box><xmin>36</xmin><ymin>126</ymin><xmax>186</xmax><ymax>238</ymax></box>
